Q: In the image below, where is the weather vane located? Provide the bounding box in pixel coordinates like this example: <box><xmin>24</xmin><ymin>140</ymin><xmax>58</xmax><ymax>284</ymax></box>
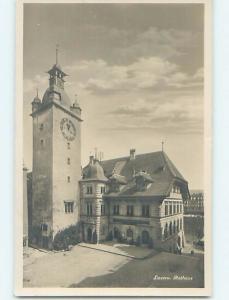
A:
<box><xmin>161</xmin><ymin>140</ymin><xmax>164</xmax><ymax>152</ymax></box>
<box><xmin>56</xmin><ymin>44</ymin><xmax>59</xmax><ymax>64</ymax></box>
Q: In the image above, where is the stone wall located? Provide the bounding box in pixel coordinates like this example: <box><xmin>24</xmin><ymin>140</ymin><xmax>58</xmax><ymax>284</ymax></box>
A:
<box><xmin>52</xmin><ymin>106</ymin><xmax>81</xmax><ymax>235</ymax></box>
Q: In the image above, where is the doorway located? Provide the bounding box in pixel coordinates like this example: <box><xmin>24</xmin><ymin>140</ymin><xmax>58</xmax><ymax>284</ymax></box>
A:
<box><xmin>87</xmin><ymin>227</ymin><xmax>92</xmax><ymax>242</ymax></box>
<box><xmin>142</xmin><ymin>230</ymin><xmax>150</xmax><ymax>244</ymax></box>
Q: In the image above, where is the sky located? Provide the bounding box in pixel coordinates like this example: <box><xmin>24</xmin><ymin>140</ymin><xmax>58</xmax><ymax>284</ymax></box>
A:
<box><xmin>23</xmin><ymin>3</ymin><xmax>204</xmax><ymax>189</ymax></box>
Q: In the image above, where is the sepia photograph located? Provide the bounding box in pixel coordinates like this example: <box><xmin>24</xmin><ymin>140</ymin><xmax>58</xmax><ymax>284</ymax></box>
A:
<box><xmin>15</xmin><ymin>0</ymin><xmax>212</xmax><ymax>296</ymax></box>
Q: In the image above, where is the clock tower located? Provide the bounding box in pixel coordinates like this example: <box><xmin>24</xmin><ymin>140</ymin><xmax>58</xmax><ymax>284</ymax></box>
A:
<box><xmin>31</xmin><ymin>50</ymin><xmax>82</xmax><ymax>249</ymax></box>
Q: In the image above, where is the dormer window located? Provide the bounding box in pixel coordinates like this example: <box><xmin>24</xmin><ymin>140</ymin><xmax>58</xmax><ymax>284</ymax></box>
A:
<box><xmin>135</xmin><ymin>171</ymin><xmax>153</xmax><ymax>191</ymax></box>
<box><xmin>108</xmin><ymin>174</ymin><xmax>127</xmax><ymax>193</ymax></box>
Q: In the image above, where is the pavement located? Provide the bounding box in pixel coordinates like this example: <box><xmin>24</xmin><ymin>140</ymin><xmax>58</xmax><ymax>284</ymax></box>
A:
<box><xmin>23</xmin><ymin>244</ymin><xmax>131</xmax><ymax>287</ymax></box>
<box><xmin>23</xmin><ymin>242</ymin><xmax>203</xmax><ymax>288</ymax></box>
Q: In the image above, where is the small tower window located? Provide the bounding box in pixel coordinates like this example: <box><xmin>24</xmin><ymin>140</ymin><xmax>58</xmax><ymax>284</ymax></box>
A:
<box><xmin>67</xmin><ymin>176</ymin><xmax>70</xmax><ymax>183</ymax></box>
<box><xmin>65</xmin><ymin>202</ymin><xmax>74</xmax><ymax>213</ymax></box>
<box><xmin>101</xmin><ymin>186</ymin><xmax>105</xmax><ymax>194</ymax></box>
<box><xmin>67</xmin><ymin>158</ymin><xmax>70</xmax><ymax>165</ymax></box>
<box><xmin>67</xmin><ymin>143</ymin><xmax>70</xmax><ymax>149</ymax></box>
<box><xmin>86</xmin><ymin>203</ymin><xmax>93</xmax><ymax>216</ymax></box>
<box><xmin>39</xmin><ymin>123</ymin><xmax>44</xmax><ymax>131</ymax></box>
<box><xmin>86</xmin><ymin>186</ymin><xmax>93</xmax><ymax>194</ymax></box>
<box><xmin>40</xmin><ymin>223</ymin><xmax>48</xmax><ymax>231</ymax></box>
<box><xmin>40</xmin><ymin>139</ymin><xmax>44</xmax><ymax>147</ymax></box>
<box><xmin>101</xmin><ymin>205</ymin><xmax>105</xmax><ymax>215</ymax></box>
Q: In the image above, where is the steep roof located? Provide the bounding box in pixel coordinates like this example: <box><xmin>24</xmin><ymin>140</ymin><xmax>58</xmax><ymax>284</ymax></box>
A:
<box><xmin>98</xmin><ymin>151</ymin><xmax>188</xmax><ymax>198</ymax></box>
<box><xmin>42</xmin><ymin>85</ymin><xmax>73</xmax><ymax>108</ymax></box>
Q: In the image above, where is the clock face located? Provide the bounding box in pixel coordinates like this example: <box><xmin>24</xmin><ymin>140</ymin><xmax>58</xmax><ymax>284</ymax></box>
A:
<box><xmin>60</xmin><ymin>118</ymin><xmax>76</xmax><ymax>141</ymax></box>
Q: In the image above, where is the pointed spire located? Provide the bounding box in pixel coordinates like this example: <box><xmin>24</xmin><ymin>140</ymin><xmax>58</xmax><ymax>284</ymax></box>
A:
<box><xmin>56</xmin><ymin>44</ymin><xmax>59</xmax><ymax>65</ymax></box>
<box><xmin>33</xmin><ymin>88</ymin><xmax>41</xmax><ymax>103</ymax></box>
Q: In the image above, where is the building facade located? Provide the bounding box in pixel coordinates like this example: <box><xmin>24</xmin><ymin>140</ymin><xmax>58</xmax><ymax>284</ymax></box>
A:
<box><xmin>81</xmin><ymin>150</ymin><xmax>188</xmax><ymax>252</ymax></box>
<box><xmin>183</xmin><ymin>190</ymin><xmax>204</xmax><ymax>215</ymax></box>
<box><xmin>30</xmin><ymin>57</ymin><xmax>189</xmax><ymax>252</ymax></box>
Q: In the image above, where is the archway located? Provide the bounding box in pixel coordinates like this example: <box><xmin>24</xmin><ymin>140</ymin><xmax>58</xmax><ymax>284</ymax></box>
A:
<box><xmin>169</xmin><ymin>222</ymin><xmax>173</xmax><ymax>235</ymax></box>
<box><xmin>92</xmin><ymin>231</ymin><xmax>97</xmax><ymax>244</ymax></box>
<box><xmin>177</xmin><ymin>235</ymin><xmax>181</xmax><ymax>247</ymax></box>
<box><xmin>142</xmin><ymin>230</ymin><xmax>150</xmax><ymax>244</ymax></box>
<box><xmin>114</xmin><ymin>227</ymin><xmax>120</xmax><ymax>239</ymax></box>
<box><xmin>173</xmin><ymin>220</ymin><xmax>176</xmax><ymax>234</ymax></box>
<box><xmin>87</xmin><ymin>227</ymin><xmax>92</xmax><ymax>242</ymax></box>
<box><xmin>126</xmin><ymin>228</ymin><xmax>133</xmax><ymax>239</ymax></box>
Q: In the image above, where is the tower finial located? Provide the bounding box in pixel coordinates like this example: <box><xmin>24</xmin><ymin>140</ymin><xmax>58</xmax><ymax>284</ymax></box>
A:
<box><xmin>56</xmin><ymin>44</ymin><xmax>59</xmax><ymax>64</ymax></box>
<box><xmin>161</xmin><ymin>140</ymin><xmax>164</xmax><ymax>152</ymax></box>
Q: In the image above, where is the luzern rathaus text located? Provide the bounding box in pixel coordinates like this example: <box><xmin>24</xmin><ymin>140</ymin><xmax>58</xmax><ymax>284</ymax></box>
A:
<box><xmin>29</xmin><ymin>52</ymin><xmax>190</xmax><ymax>252</ymax></box>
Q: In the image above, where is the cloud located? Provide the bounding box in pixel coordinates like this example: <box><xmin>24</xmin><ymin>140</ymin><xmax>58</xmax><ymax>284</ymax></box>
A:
<box><xmin>105</xmin><ymin>92</ymin><xmax>203</xmax><ymax>136</ymax></box>
<box><xmin>65</xmin><ymin>57</ymin><xmax>203</xmax><ymax>96</ymax></box>
<box><xmin>110</xmin><ymin>98</ymin><xmax>153</xmax><ymax>117</ymax></box>
<box><xmin>114</xmin><ymin>27</ymin><xmax>202</xmax><ymax>62</ymax></box>
<box><xmin>23</xmin><ymin>74</ymin><xmax>47</xmax><ymax>95</ymax></box>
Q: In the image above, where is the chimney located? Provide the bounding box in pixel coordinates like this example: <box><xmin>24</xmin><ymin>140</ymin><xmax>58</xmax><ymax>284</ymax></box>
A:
<box><xmin>130</xmin><ymin>149</ymin><xmax>136</xmax><ymax>160</ymax></box>
<box><xmin>89</xmin><ymin>155</ymin><xmax>94</xmax><ymax>164</ymax></box>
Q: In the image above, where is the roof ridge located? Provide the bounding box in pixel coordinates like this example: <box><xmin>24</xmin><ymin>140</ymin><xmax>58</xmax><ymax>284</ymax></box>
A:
<box><xmin>161</xmin><ymin>151</ymin><xmax>176</xmax><ymax>178</ymax></box>
<box><xmin>161</xmin><ymin>151</ymin><xmax>186</xmax><ymax>181</ymax></box>
<box><xmin>101</xmin><ymin>150</ymin><xmax>164</xmax><ymax>164</ymax></box>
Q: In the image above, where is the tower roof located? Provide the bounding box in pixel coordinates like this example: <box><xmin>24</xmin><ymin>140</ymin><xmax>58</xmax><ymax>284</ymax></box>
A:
<box><xmin>83</xmin><ymin>158</ymin><xmax>108</xmax><ymax>182</ymax></box>
<box><xmin>32</xmin><ymin>89</ymin><xmax>41</xmax><ymax>103</ymax></box>
<box><xmin>42</xmin><ymin>84</ymin><xmax>73</xmax><ymax>107</ymax></box>
<box><xmin>47</xmin><ymin>63</ymin><xmax>68</xmax><ymax>77</ymax></box>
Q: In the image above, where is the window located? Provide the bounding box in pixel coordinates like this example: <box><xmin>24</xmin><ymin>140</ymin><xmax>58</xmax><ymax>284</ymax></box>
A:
<box><xmin>169</xmin><ymin>202</ymin><xmax>172</xmax><ymax>215</ymax></box>
<box><xmin>113</xmin><ymin>204</ymin><xmax>120</xmax><ymax>215</ymax></box>
<box><xmin>86</xmin><ymin>203</ymin><xmax>93</xmax><ymax>216</ymax></box>
<box><xmin>67</xmin><ymin>142</ymin><xmax>70</xmax><ymax>149</ymax></box>
<box><xmin>67</xmin><ymin>158</ymin><xmax>70</xmax><ymax>165</ymax></box>
<box><xmin>40</xmin><ymin>139</ymin><xmax>44</xmax><ymax>147</ymax></box>
<box><xmin>101</xmin><ymin>205</ymin><xmax>105</xmax><ymax>215</ymax></box>
<box><xmin>177</xmin><ymin>203</ymin><xmax>179</xmax><ymax>213</ymax></box>
<box><xmin>67</xmin><ymin>176</ymin><xmax>70</xmax><ymax>183</ymax></box>
<box><xmin>101</xmin><ymin>186</ymin><xmax>106</xmax><ymax>194</ymax></box>
<box><xmin>127</xmin><ymin>205</ymin><xmax>134</xmax><ymax>216</ymax></box>
<box><xmin>165</xmin><ymin>202</ymin><xmax>168</xmax><ymax>216</ymax></box>
<box><xmin>177</xmin><ymin>219</ymin><xmax>180</xmax><ymax>231</ymax></box>
<box><xmin>41</xmin><ymin>223</ymin><xmax>48</xmax><ymax>231</ymax></box>
<box><xmin>142</xmin><ymin>205</ymin><xmax>150</xmax><ymax>217</ymax></box>
<box><xmin>39</xmin><ymin>123</ymin><xmax>44</xmax><ymax>130</ymax></box>
<box><xmin>174</xmin><ymin>202</ymin><xmax>177</xmax><ymax>214</ymax></box>
<box><xmin>64</xmin><ymin>202</ymin><xmax>74</xmax><ymax>213</ymax></box>
<box><xmin>86</xmin><ymin>186</ymin><xmax>93</xmax><ymax>194</ymax></box>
